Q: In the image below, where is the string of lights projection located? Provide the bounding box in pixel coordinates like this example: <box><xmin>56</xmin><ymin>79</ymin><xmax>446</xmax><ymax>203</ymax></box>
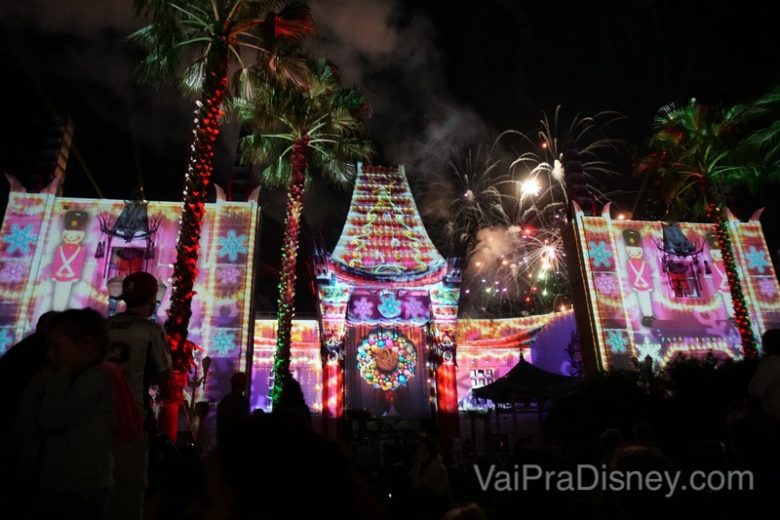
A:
<box><xmin>707</xmin><ymin>200</ymin><xmax>758</xmax><ymax>358</ymax></box>
<box><xmin>424</xmin><ymin>107</ymin><xmax>627</xmax><ymax>318</ymax></box>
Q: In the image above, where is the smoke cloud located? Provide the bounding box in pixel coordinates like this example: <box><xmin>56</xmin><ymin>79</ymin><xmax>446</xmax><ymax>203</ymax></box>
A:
<box><xmin>0</xmin><ymin>0</ymin><xmax>138</xmax><ymax>34</ymax></box>
<box><xmin>309</xmin><ymin>0</ymin><xmax>491</xmax><ymax>179</ymax></box>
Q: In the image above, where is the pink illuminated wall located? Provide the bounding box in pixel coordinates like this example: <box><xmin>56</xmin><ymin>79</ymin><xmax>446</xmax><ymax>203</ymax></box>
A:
<box><xmin>571</xmin><ymin>204</ymin><xmax>780</xmax><ymax>370</ymax></box>
<box><xmin>0</xmin><ymin>191</ymin><xmax>259</xmax><ymax>401</ymax></box>
<box><xmin>251</xmin><ymin>319</ymin><xmax>322</xmax><ymax>412</ymax></box>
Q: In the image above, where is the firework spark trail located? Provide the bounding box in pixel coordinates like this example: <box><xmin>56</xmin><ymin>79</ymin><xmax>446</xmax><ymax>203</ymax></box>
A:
<box><xmin>420</xmin><ymin>145</ymin><xmax>511</xmax><ymax>257</ymax></box>
<box><xmin>422</xmin><ymin>107</ymin><xmax>627</xmax><ymax>317</ymax></box>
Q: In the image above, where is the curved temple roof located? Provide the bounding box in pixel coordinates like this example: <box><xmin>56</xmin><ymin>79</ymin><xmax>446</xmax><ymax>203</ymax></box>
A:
<box><xmin>330</xmin><ymin>163</ymin><xmax>446</xmax><ymax>282</ymax></box>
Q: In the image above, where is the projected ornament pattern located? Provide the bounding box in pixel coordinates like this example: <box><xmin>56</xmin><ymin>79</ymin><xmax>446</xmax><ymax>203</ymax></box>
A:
<box><xmin>357</xmin><ymin>329</ymin><xmax>417</xmax><ymax>391</ymax></box>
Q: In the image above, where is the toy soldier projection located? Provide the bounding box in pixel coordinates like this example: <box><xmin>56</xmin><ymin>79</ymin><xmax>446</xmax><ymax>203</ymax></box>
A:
<box><xmin>705</xmin><ymin>233</ymin><xmax>735</xmax><ymax>319</ymax></box>
<box><xmin>623</xmin><ymin>229</ymin><xmax>655</xmax><ymax>327</ymax></box>
<box><xmin>51</xmin><ymin>210</ymin><xmax>89</xmax><ymax>310</ymax></box>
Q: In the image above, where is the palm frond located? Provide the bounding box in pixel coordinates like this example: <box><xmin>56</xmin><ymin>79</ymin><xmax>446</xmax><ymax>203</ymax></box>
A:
<box><xmin>241</xmin><ymin>57</ymin><xmax>373</xmax><ymax>188</ymax></box>
<box><xmin>131</xmin><ymin>0</ymin><xmax>316</xmax><ymax>99</ymax></box>
<box><xmin>180</xmin><ymin>59</ymin><xmax>206</xmax><ymax>95</ymax></box>
<box><xmin>270</xmin><ymin>52</ymin><xmax>311</xmax><ymax>89</ymax></box>
<box><xmin>272</xmin><ymin>2</ymin><xmax>316</xmax><ymax>39</ymax></box>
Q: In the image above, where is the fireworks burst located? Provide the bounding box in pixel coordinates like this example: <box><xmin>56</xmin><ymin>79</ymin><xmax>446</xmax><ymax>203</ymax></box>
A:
<box><xmin>462</xmin><ymin>203</ymin><xmax>569</xmax><ymax>317</ymax></box>
<box><xmin>420</xmin><ymin>145</ymin><xmax>511</xmax><ymax>257</ymax></box>
<box><xmin>428</xmin><ymin>107</ymin><xmax>627</xmax><ymax>318</ymax></box>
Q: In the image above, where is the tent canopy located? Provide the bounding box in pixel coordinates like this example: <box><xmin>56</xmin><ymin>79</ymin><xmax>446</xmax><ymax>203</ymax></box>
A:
<box><xmin>471</xmin><ymin>356</ymin><xmax>577</xmax><ymax>402</ymax></box>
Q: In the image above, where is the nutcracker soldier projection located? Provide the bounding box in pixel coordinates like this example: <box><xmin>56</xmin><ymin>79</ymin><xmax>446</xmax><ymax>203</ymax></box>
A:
<box><xmin>51</xmin><ymin>210</ymin><xmax>89</xmax><ymax>310</ymax></box>
<box><xmin>623</xmin><ymin>229</ymin><xmax>655</xmax><ymax>327</ymax></box>
<box><xmin>705</xmin><ymin>233</ymin><xmax>735</xmax><ymax>318</ymax></box>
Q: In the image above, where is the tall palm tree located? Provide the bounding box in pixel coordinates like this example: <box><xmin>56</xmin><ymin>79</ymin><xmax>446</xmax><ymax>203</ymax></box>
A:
<box><xmin>732</xmin><ymin>87</ymin><xmax>780</xmax><ymax>178</ymax></box>
<box><xmin>240</xmin><ymin>59</ymin><xmax>373</xmax><ymax>406</ymax></box>
<box><xmin>132</xmin><ymin>0</ymin><xmax>315</xmax><ymax>438</ymax></box>
<box><xmin>638</xmin><ymin>93</ymin><xmax>780</xmax><ymax>358</ymax></box>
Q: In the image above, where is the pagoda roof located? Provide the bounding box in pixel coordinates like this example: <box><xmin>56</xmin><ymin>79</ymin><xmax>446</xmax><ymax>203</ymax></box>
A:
<box><xmin>330</xmin><ymin>164</ymin><xmax>446</xmax><ymax>282</ymax></box>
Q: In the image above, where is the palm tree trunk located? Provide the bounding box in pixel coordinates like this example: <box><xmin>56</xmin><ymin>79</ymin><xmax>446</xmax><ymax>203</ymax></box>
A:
<box><xmin>159</xmin><ymin>39</ymin><xmax>230</xmax><ymax>441</ymax></box>
<box><xmin>706</xmin><ymin>181</ymin><xmax>758</xmax><ymax>359</ymax></box>
<box><xmin>271</xmin><ymin>136</ymin><xmax>310</xmax><ymax>407</ymax></box>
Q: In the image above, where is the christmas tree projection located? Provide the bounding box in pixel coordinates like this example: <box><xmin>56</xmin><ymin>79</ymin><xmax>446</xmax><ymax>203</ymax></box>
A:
<box><xmin>333</xmin><ymin>165</ymin><xmax>444</xmax><ymax>280</ymax></box>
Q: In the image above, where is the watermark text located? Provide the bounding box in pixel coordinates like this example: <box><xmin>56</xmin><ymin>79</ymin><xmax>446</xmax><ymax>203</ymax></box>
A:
<box><xmin>473</xmin><ymin>464</ymin><xmax>753</xmax><ymax>498</ymax></box>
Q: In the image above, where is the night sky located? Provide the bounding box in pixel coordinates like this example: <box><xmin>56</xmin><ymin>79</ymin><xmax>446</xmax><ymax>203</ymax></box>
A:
<box><xmin>1</xmin><ymin>0</ymin><xmax>779</xmax><ymax>314</ymax></box>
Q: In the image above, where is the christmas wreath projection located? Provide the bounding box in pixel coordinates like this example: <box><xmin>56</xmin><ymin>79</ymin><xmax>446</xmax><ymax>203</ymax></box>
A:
<box><xmin>357</xmin><ymin>328</ymin><xmax>417</xmax><ymax>391</ymax></box>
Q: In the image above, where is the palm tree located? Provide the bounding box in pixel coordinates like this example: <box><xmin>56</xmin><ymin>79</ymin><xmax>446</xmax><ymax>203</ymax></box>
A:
<box><xmin>240</xmin><ymin>59</ymin><xmax>373</xmax><ymax>406</ymax></box>
<box><xmin>732</xmin><ymin>87</ymin><xmax>780</xmax><ymax>179</ymax></box>
<box><xmin>638</xmin><ymin>93</ymin><xmax>780</xmax><ymax>358</ymax></box>
<box><xmin>132</xmin><ymin>0</ymin><xmax>315</xmax><ymax>438</ymax></box>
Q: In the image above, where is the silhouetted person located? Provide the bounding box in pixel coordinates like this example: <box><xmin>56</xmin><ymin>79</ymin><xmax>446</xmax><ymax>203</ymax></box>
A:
<box><xmin>386</xmin><ymin>435</ymin><xmax>408</xmax><ymax>468</ymax></box>
<box><xmin>611</xmin><ymin>445</ymin><xmax>679</xmax><ymax>520</ymax></box>
<box><xmin>409</xmin><ymin>436</ymin><xmax>453</xmax><ymax>520</ymax></box>
<box><xmin>750</xmin><ymin>329</ymin><xmax>780</xmax><ymax>421</ymax></box>
<box><xmin>106</xmin><ymin>271</ymin><xmax>171</xmax><ymax>520</ymax></box>
<box><xmin>744</xmin><ymin>328</ymin><xmax>780</xmax><ymax>503</ymax></box>
<box><xmin>216</xmin><ymin>372</ymin><xmax>250</xmax><ymax>445</ymax></box>
<box><xmin>0</xmin><ymin>311</ymin><xmax>58</xmax><ymax>435</ymax></box>
<box><xmin>15</xmin><ymin>309</ymin><xmax>115</xmax><ymax>519</ymax></box>
<box><xmin>186</xmin><ymin>413</ymin><xmax>384</xmax><ymax>519</ymax></box>
<box><xmin>599</xmin><ymin>428</ymin><xmax>624</xmax><ymax>467</ymax></box>
<box><xmin>441</xmin><ymin>503</ymin><xmax>488</xmax><ymax>520</ymax></box>
<box><xmin>0</xmin><ymin>311</ymin><xmax>59</xmax><ymax>508</ymax></box>
<box><xmin>274</xmin><ymin>376</ymin><xmax>312</xmax><ymax>428</ymax></box>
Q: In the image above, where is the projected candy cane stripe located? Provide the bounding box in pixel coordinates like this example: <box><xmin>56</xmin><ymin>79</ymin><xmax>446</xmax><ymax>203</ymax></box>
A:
<box><xmin>323</xmin><ymin>360</ymin><xmax>343</xmax><ymax>418</ymax></box>
<box><xmin>435</xmin><ymin>364</ymin><xmax>457</xmax><ymax>413</ymax></box>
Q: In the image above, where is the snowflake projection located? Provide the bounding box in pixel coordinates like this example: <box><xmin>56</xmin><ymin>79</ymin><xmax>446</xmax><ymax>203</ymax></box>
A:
<box><xmin>209</xmin><ymin>329</ymin><xmax>236</xmax><ymax>357</ymax></box>
<box><xmin>588</xmin><ymin>240</ymin><xmax>612</xmax><ymax>268</ymax></box>
<box><xmin>352</xmin><ymin>297</ymin><xmax>374</xmax><ymax>320</ymax></box>
<box><xmin>217</xmin><ymin>264</ymin><xmax>242</xmax><ymax>286</ymax></box>
<box><xmin>595</xmin><ymin>274</ymin><xmax>619</xmax><ymax>296</ymax></box>
<box><xmin>606</xmin><ymin>330</ymin><xmax>627</xmax><ymax>354</ymax></box>
<box><xmin>745</xmin><ymin>246</ymin><xmax>770</xmax><ymax>273</ymax></box>
<box><xmin>636</xmin><ymin>336</ymin><xmax>663</xmax><ymax>366</ymax></box>
<box><xmin>2</xmin><ymin>224</ymin><xmax>37</xmax><ymax>255</ymax></box>
<box><xmin>402</xmin><ymin>297</ymin><xmax>427</xmax><ymax>319</ymax></box>
<box><xmin>0</xmin><ymin>328</ymin><xmax>13</xmax><ymax>355</ymax></box>
<box><xmin>757</xmin><ymin>278</ymin><xmax>778</xmax><ymax>298</ymax></box>
<box><xmin>0</xmin><ymin>261</ymin><xmax>27</xmax><ymax>283</ymax></box>
<box><xmin>217</xmin><ymin>230</ymin><xmax>248</xmax><ymax>262</ymax></box>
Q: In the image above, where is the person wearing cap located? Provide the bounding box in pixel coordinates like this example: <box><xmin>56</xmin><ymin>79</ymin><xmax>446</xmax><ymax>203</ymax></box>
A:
<box><xmin>705</xmin><ymin>233</ymin><xmax>736</xmax><ymax>319</ymax></box>
<box><xmin>106</xmin><ymin>271</ymin><xmax>171</xmax><ymax>520</ymax></box>
<box><xmin>51</xmin><ymin>210</ymin><xmax>90</xmax><ymax>311</ymax></box>
<box><xmin>623</xmin><ymin>229</ymin><xmax>655</xmax><ymax>327</ymax></box>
